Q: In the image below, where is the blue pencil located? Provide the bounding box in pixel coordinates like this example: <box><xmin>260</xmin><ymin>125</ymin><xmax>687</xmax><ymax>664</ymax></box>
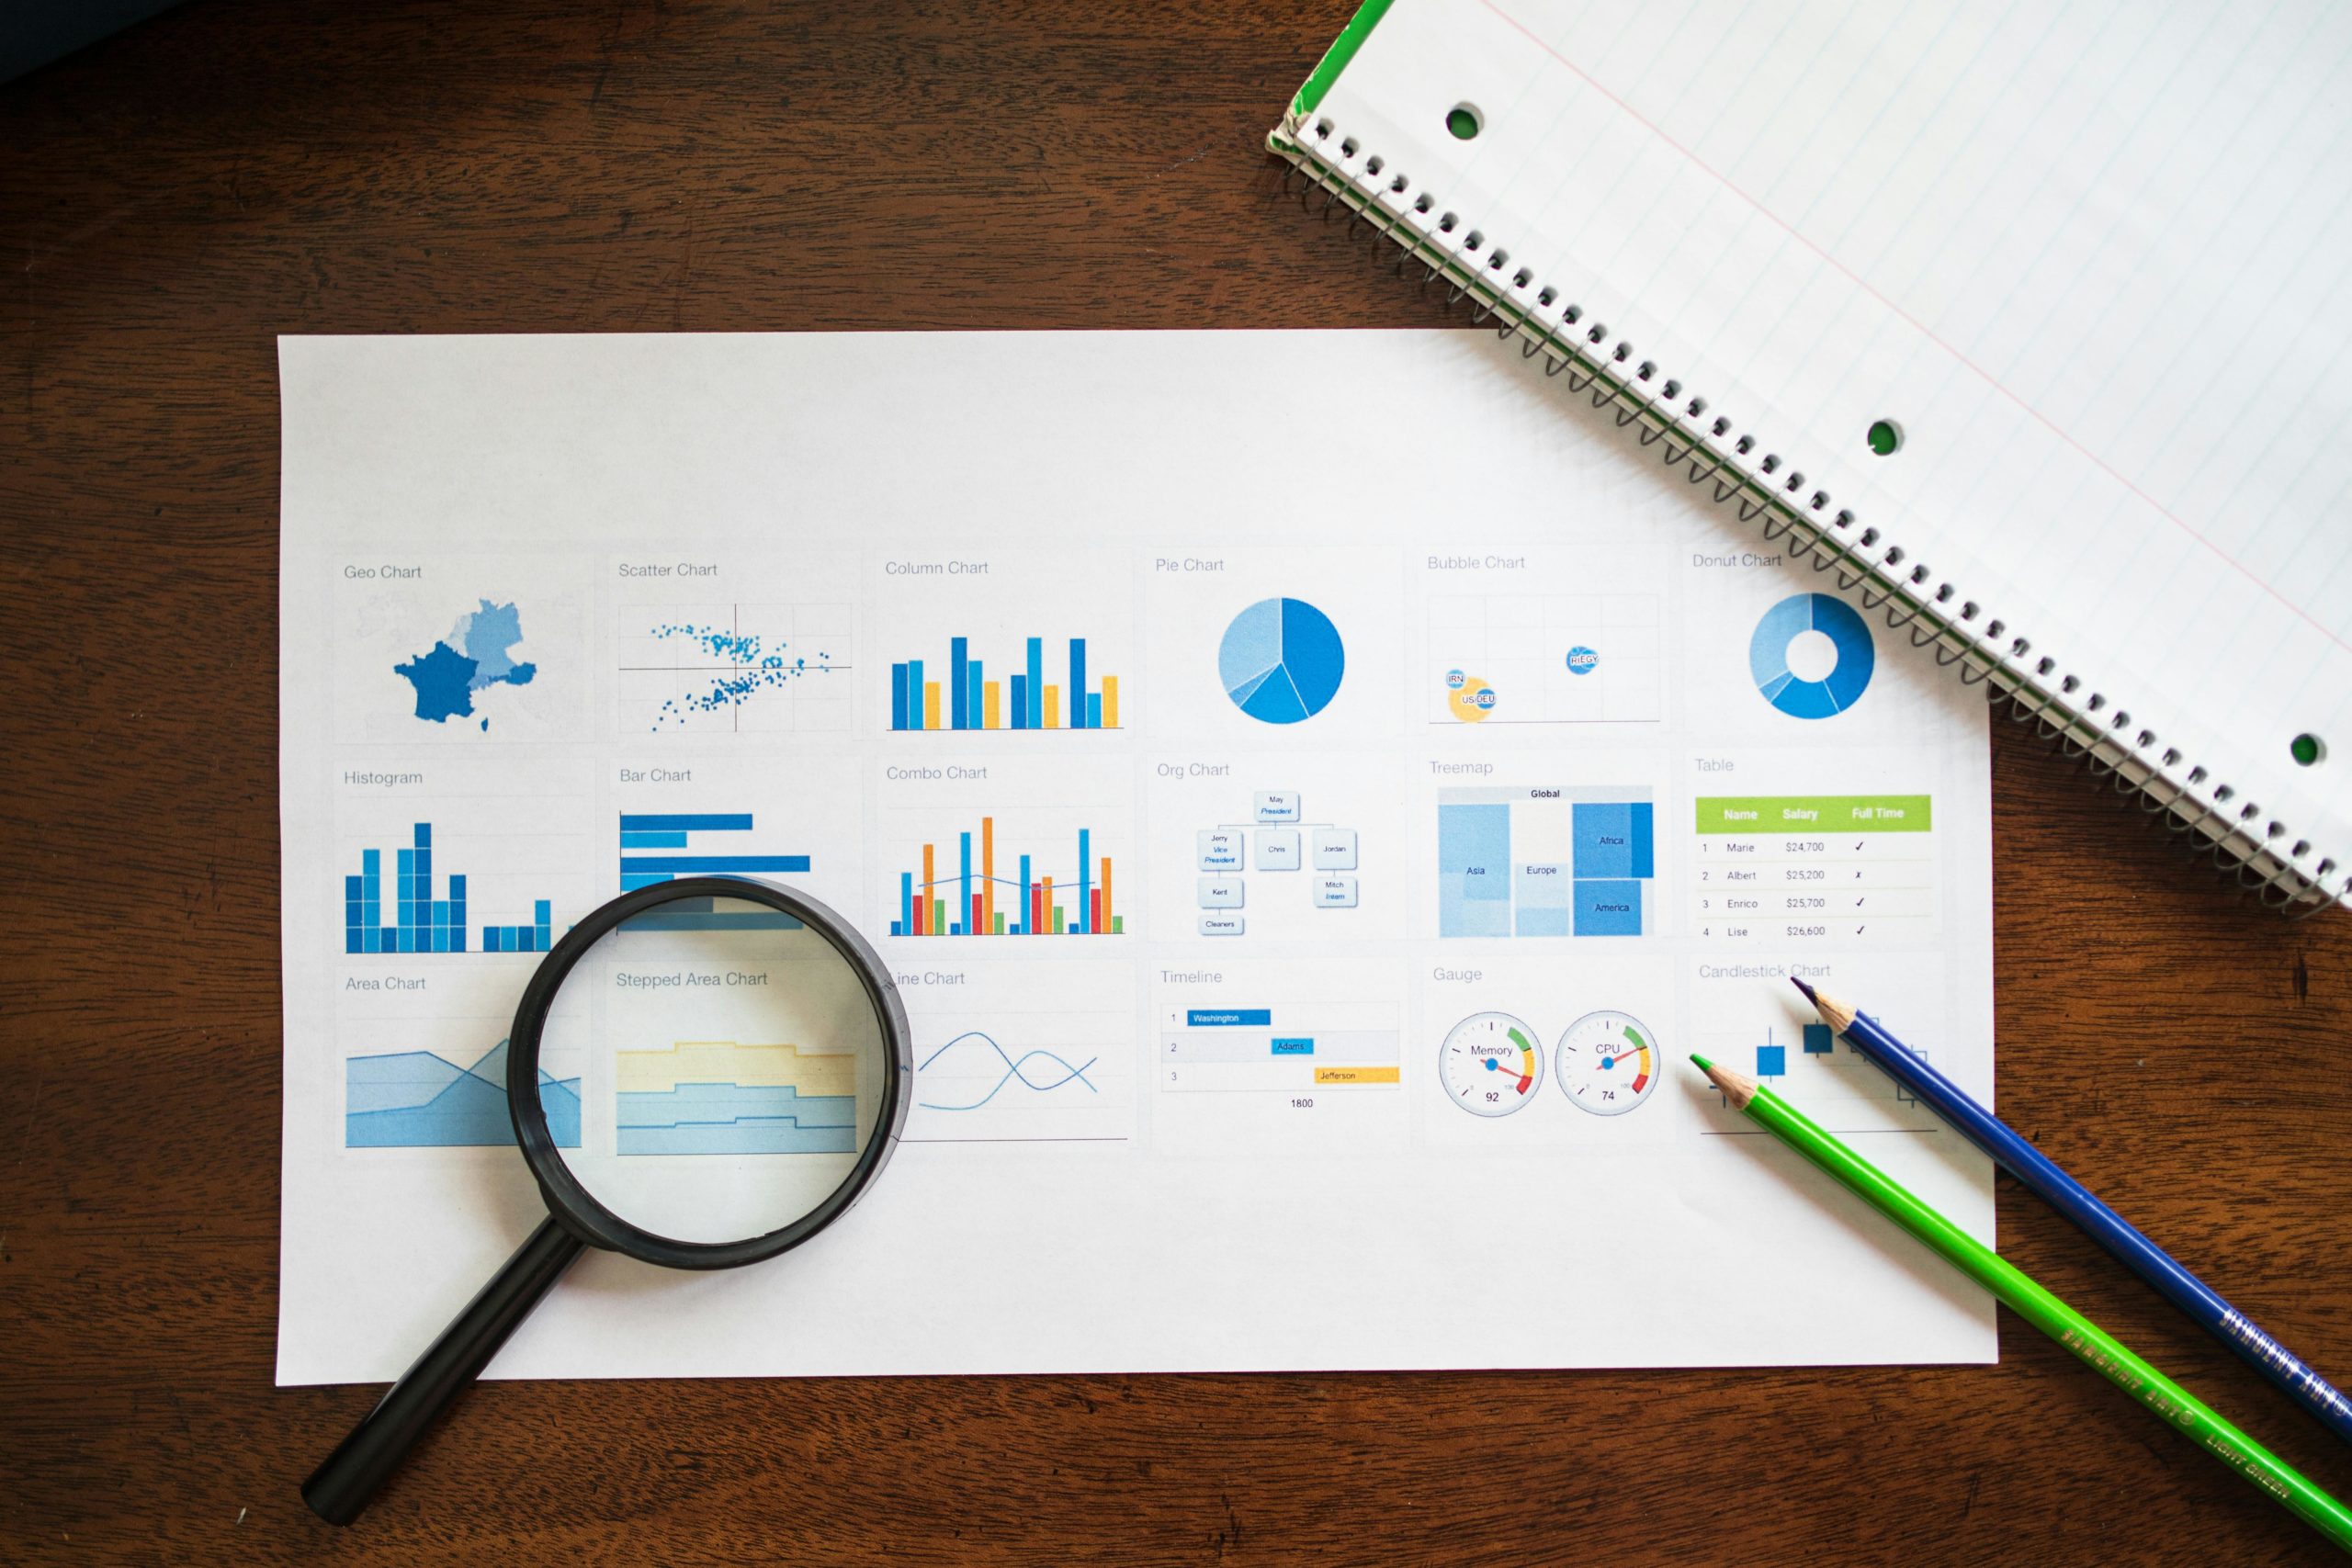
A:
<box><xmin>1792</xmin><ymin>976</ymin><xmax>2352</xmax><ymax>1445</ymax></box>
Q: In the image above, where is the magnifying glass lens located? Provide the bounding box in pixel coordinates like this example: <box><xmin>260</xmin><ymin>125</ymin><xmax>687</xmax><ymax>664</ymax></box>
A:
<box><xmin>536</xmin><ymin>892</ymin><xmax>889</xmax><ymax>1245</ymax></box>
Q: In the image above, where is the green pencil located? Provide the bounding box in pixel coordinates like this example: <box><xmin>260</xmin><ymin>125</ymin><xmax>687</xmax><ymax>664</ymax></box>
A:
<box><xmin>1693</xmin><ymin>1054</ymin><xmax>2352</xmax><ymax>1556</ymax></box>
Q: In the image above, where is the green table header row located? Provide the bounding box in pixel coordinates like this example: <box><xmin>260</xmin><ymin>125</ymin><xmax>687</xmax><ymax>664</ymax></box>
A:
<box><xmin>1694</xmin><ymin>795</ymin><xmax>1933</xmax><ymax>833</ymax></box>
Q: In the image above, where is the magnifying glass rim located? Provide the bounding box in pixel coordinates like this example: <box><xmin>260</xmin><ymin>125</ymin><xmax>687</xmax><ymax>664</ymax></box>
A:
<box><xmin>504</xmin><ymin>875</ymin><xmax>910</xmax><ymax>1271</ymax></box>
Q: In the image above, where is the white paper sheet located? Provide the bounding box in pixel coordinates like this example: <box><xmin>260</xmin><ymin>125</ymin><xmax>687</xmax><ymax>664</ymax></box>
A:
<box><xmin>1304</xmin><ymin>0</ymin><xmax>2352</xmax><ymax>892</ymax></box>
<box><xmin>277</xmin><ymin>329</ymin><xmax>1995</xmax><ymax>1384</ymax></box>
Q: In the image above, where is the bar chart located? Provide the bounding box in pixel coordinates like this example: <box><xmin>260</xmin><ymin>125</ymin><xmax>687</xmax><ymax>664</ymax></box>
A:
<box><xmin>344</xmin><ymin>822</ymin><xmax>554</xmax><ymax>953</ymax></box>
<box><xmin>616</xmin><ymin>812</ymin><xmax>810</xmax><ymax>931</ymax></box>
<box><xmin>889</xmin><ymin>635</ymin><xmax>1121</xmax><ymax>731</ymax></box>
<box><xmin>890</xmin><ymin>816</ymin><xmax>1122</xmax><ymax>937</ymax></box>
<box><xmin>1436</xmin><ymin>786</ymin><xmax>1657</xmax><ymax>938</ymax></box>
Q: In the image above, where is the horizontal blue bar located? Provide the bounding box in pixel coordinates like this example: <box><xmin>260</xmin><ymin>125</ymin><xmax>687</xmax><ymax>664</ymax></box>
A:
<box><xmin>1187</xmin><ymin>1009</ymin><xmax>1272</xmax><ymax>1027</ymax></box>
<box><xmin>619</xmin><ymin>854</ymin><xmax>811</xmax><ymax>874</ymax></box>
<box><xmin>626</xmin><ymin>910</ymin><xmax>806</xmax><ymax>931</ymax></box>
<box><xmin>620</xmin><ymin>830</ymin><xmax>689</xmax><ymax>848</ymax></box>
<box><xmin>621</xmin><ymin>872</ymin><xmax>674</xmax><ymax>891</ymax></box>
<box><xmin>1270</xmin><ymin>1037</ymin><xmax>1316</xmax><ymax>1055</ymax></box>
<box><xmin>618</xmin><ymin>814</ymin><xmax>756</xmax><ymax>832</ymax></box>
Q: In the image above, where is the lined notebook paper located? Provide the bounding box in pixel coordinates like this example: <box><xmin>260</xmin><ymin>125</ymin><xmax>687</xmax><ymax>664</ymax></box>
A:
<box><xmin>1273</xmin><ymin>0</ymin><xmax>2352</xmax><ymax>909</ymax></box>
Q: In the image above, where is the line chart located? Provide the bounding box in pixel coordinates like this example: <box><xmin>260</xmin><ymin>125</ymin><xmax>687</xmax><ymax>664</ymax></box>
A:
<box><xmin>900</xmin><ymin>1006</ymin><xmax>1133</xmax><ymax>1145</ymax></box>
<box><xmin>917</xmin><ymin>1030</ymin><xmax>1099</xmax><ymax>1111</ymax></box>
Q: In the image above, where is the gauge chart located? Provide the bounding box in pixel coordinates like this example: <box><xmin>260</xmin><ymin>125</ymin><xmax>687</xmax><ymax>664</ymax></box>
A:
<box><xmin>1438</xmin><ymin>1010</ymin><xmax>1544</xmax><ymax>1117</ymax></box>
<box><xmin>1219</xmin><ymin>596</ymin><xmax>1345</xmax><ymax>725</ymax></box>
<box><xmin>1554</xmin><ymin>1010</ymin><xmax>1659</xmax><ymax>1116</ymax></box>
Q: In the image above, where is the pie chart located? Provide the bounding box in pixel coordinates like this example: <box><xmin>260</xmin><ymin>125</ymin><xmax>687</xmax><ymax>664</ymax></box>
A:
<box><xmin>1219</xmin><ymin>596</ymin><xmax>1345</xmax><ymax>725</ymax></box>
<box><xmin>1750</xmin><ymin>592</ymin><xmax>1874</xmax><ymax>719</ymax></box>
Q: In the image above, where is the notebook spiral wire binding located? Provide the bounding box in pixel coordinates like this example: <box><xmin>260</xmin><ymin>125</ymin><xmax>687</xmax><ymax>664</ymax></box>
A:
<box><xmin>1271</xmin><ymin>121</ymin><xmax>2348</xmax><ymax>918</ymax></box>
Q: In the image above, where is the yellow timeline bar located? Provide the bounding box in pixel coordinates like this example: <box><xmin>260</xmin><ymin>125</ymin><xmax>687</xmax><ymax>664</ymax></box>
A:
<box><xmin>1314</xmin><ymin>1066</ymin><xmax>1400</xmax><ymax>1086</ymax></box>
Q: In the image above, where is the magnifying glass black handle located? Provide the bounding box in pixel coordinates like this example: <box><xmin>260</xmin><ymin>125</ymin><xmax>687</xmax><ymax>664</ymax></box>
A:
<box><xmin>302</xmin><ymin>1216</ymin><xmax>585</xmax><ymax>1526</ymax></box>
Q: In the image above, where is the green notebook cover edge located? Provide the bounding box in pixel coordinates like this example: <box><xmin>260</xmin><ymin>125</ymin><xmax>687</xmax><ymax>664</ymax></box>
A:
<box><xmin>1273</xmin><ymin>0</ymin><xmax>1398</xmax><ymax>146</ymax></box>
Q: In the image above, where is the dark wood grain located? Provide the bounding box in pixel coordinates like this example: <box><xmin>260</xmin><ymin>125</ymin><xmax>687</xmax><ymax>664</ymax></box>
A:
<box><xmin>3</xmin><ymin>3</ymin><xmax>2347</xmax><ymax>1562</ymax></box>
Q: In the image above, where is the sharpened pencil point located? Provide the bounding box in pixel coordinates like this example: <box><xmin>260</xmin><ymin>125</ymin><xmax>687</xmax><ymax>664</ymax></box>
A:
<box><xmin>1695</xmin><ymin>1055</ymin><xmax>1758</xmax><ymax>1108</ymax></box>
<box><xmin>1789</xmin><ymin>976</ymin><xmax>1817</xmax><ymax>1002</ymax></box>
<box><xmin>1689</xmin><ymin>1053</ymin><xmax>1714</xmax><ymax>1072</ymax></box>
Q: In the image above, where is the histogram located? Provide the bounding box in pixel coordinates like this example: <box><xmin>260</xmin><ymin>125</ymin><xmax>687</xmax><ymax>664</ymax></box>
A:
<box><xmin>345</xmin><ymin>823</ymin><xmax>552</xmax><ymax>953</ymax></box>
<box><xmin>889</xmin><ymin>636</ymin><xmax>1120</xmax><ymax>731</ymax></box>
<box><xmin>890</xmin><ymin>817</ymin><xmax>1121</xmax><ymax>936</ymax></box>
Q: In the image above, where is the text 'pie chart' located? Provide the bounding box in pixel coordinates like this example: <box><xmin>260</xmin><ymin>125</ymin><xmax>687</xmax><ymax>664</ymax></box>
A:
<box><xmin>1219</xmin><ymin>596</ymin><xmax>1345</xmax><ymax>725</ymax></box>
<box><xmin>1750</xmin><ymin>592</ymin><xmax>1873</xmax><ymax>719</ymax></box>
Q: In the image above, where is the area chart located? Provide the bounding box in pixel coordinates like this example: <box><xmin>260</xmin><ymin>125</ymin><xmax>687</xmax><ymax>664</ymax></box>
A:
<box><xmin>616</xmin><ymin>1039</ymin><xmax>858</xmax><ymax>1155</ymax></box>
<box><xmin>345</xmin><ymin>1040</ymin><xmax>581</xmax><ymax>1147</ymax></box>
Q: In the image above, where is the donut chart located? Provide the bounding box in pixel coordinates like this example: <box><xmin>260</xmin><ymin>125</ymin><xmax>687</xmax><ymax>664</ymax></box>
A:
<box><xmin>1750</xmin><ymin>592</ymin><xmax>1873</xmax><ymax>719</ymax></box>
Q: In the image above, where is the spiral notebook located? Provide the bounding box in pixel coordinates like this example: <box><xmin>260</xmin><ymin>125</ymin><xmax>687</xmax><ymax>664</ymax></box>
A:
<box><xmin>1271</xmin><ymin>0</ymin><xmax>2352</xmax><ymax>913</ymax></box>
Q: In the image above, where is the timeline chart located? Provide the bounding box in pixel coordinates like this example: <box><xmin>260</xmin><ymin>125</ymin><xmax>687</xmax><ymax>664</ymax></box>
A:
<box><xmin>1437</xmin><ymin>787</ymin><xmax>1656</xmax><ymax>938</ymax></box>
<box><xmin>890</xmin><ymin>636</ymin><xmax>1120</xmax><ymax>731</ymax></box>
<box><xmin>1427</xmin><ymin>592</ymin><xmax>1663</xmax><ymax>726</ymax></box>
<box><xmin>1158</xmin><ymin>1005</ymin><xmax>1400</xmax><ymax>1094</ymax></box>
<box><xmin>891</xmin><ymin>817</ymin><xmax>1122</xmax><ymax>937</ymax></box>
<box><xmin>345</xmin><ymin>822</ymin><xmax>552</xmax><ymax>953</ymax></box>
<box><xmin>616</xmin><ymin>1039</ymin><xmax>858</xmax><ymax>1155</ymax></box>
<box><xmin>345</xmin><ymin>1038</ymin><xmax>581</xmax><ymax>1148</ymax></box>
<box><xmin>1691</xmin><ymin>795</ymin><xmax>1935</xmax><ymax>944</ymax></box>
<box><xmin>616</xmin><ymin>812</ymin><xmax>810</xmax><ymax>931</ymax></box>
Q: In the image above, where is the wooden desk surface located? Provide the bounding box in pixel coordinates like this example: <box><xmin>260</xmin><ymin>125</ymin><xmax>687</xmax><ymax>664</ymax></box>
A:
<box><xmin>5</xmin><ymin>3</ymin><xmax>2347</xmax><ymax>1562</ymax></box>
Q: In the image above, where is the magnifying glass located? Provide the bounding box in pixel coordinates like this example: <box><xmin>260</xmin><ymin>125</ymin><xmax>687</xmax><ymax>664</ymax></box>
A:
<box><xmin>301</xmin><ymin>876</ymin><xmax>910</xmax><ymax>1526</ymax></box>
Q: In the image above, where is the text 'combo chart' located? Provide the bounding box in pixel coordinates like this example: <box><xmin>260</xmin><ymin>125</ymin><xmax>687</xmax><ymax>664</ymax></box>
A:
<box><xmin>878</xmin><ymin>754</ymin><xmax>1136</xmax><ymax>940</ymax></box>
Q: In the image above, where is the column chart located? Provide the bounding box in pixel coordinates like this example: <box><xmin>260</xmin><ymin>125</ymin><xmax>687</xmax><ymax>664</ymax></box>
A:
<box><xmin>890</xmin><ymin>635</ymin><xmax>1120</xmax><ymax>732</ymax></box>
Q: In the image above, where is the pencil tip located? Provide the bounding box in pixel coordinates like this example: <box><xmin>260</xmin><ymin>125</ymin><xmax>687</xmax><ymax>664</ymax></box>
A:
<box><xmin>1789</xmin><ymin>976</ymin><xmax>1816</xmax><ymax>1001</ymax></box>
<box><xmin>1690</xmin><ymin>1053</ymin><xmax>1714</xmax><ymax>1072</ymax></box>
